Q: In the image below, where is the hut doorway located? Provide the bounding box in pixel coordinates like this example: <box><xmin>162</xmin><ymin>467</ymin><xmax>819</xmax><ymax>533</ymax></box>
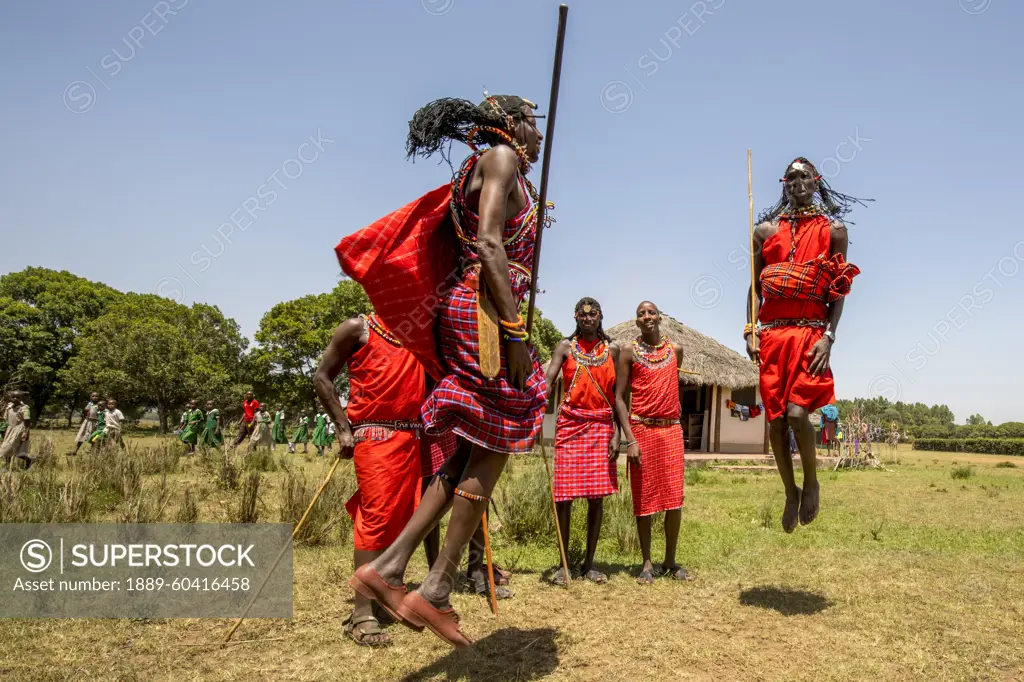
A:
<box><xmin>679</xmin><ymin>385</ymin><xmax>711</xmax><ymax>452</ymax></box>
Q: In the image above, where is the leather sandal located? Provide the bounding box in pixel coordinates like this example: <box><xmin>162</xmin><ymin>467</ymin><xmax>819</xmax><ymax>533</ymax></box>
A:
<box><xmin>397</xmin><ymin>591</ymin><xmax>472</xmax><ymax>649</ymax></box>
<box><xmin>349</xmin><ymin>565</ymin><xmax>423</xmax><ymax>632</ymax></box>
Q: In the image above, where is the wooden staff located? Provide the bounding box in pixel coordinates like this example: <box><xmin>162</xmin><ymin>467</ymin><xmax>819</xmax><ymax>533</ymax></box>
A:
<box><xmin>747</xmin><ymin>149</ymin><xmax>759</xmax><ymax>365</ymax></box>
<box><xmin>482</xmin><ymin>509</ymin><xmax>499</xmax><ymax>616</ymax></box>
<box><xmin>222</xmin><ymin>456</ymin><xmax>342</xmax><ymax>645</ymax></box>
<box><xmin>522</xmin><ymin>3</ymin><xmax>571</xmax><ymax>589</ymax></box>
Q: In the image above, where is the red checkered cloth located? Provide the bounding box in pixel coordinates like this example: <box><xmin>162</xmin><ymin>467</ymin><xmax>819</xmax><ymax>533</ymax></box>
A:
<box><xmin>334</xmin><ymin>183</ymin><xmax>458</xmax><ymax>380</ymax></box>
<box><xmin>761</xmin><ymin>253</ymin><xmax>860</xmax><ymax>304</ymax></box>
<box><xmin>421</xmin><ymin>430</ymin><xmax>458</xmax><ymax>478</ymax></box>
<box><xmin>421</xmin><ymin>285</ymin><xmax>546</xmax><ymax>454</ymax></box>
<box><xmin>553</xmin><ymin>403</ymin><xmax>617</xmax><ymax>502</ymax></box>
<box><xmin>628</xmin><ymin>422</ymin><xmax>685</xmax><ymax>516</ymax></box>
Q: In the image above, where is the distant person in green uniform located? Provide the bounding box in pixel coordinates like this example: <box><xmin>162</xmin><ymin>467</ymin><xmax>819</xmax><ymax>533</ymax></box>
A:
<box><xmin>88</xmin><ymin>400</ymin><xmax>108</xmax><ymax>449</ymax></box>
<box><xmin>272</xmin><ymin>407</ymin><xmax>287</xmax><ymax>448</ymax></box>
<box><xmin>289</xmin><ymin>413</ymin><xmax>311</xmax><ymax>454</ymax></box>
<box><xmin>177</xmin><ymin>399</ymin><xmax>204</xmax><ymax>453</ymax></box>
<box><xmin>311</xmin><ymin>410</ymin><xmax>331</xmax><ymax>457</ymax></box>
<box><xmin>92</xmin><ymin>398</ymin><xmax>127</xmax><ymax>451</ymax></box>
<box><xmin>198</xmin><ymin>401</ymin><xmax>223</xmax><ymax>448</ymax></box>
<box><xmin>174</xmin><ymin>407</ymin><xmax>188</xmax><ymax>438</ymax></box>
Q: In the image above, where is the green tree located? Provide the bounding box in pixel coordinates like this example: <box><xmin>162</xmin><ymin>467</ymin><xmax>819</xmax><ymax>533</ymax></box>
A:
<box><xmin>0</xmin><ymin>267</ymin><xmax>121</xmax><ymax>421</ymax></box>
<box><xmin>966</xmin><ymin>413</ymin><xmax>987</xmax><ymax>426</ymax></box>
<box><xmin>519</xmin><ymin>304</ymin><xmax>562</xmax><ymax>365</ymax></box>
<box><xmin>60</xmin><ymin>294</ymin><xmax>248</xmax><ymax>432</ymax></box>
<box><xmin>248</xmin><ymin>280</ymin><xmax>371</xmax><ymax>413</ymax></box>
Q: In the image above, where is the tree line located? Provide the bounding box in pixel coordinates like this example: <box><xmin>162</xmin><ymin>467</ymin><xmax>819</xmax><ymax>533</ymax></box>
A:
<box><xmin>831</xmin><ymin>396</ymin><xmax>1021</xmax><ymax>439</ymax></box>
<box><xmin>0</xmin><ymin>267</ymin><xmax>562</xmax><ymax>432</ymax></box>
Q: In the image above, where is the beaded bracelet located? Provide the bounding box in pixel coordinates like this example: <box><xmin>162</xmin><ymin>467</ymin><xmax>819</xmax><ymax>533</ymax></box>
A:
<box><xmin>743</xmin><ymin>323</ymin><xmax>754</xmax><ymax>335</ymax></box>
<box><xmin>502</xmin><ymin>326</ymin><xmax>529</xmax><ymax>339</ymax></box>
<box><xmin>503</xmin><ymin>334</ymin><xmax>529</xmax><ymax>343</ymax></box>
<box><xmin>499</xmin><ymin>314</ymin><xmax>526</xmax><ymax>331</ymax></box>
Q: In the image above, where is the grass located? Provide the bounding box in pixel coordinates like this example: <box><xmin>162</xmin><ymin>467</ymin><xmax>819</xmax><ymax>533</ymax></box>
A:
<box><xmin>1</xmin><ymin>434</ymin><xmax>1023</xmax><ymax>680</ymax></box>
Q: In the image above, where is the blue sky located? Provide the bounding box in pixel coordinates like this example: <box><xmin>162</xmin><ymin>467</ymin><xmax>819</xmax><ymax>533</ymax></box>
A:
<box><xmin>2</xmin><ymin>0</ymin><xmax>1021</xmax><ymax>424</ymax></box>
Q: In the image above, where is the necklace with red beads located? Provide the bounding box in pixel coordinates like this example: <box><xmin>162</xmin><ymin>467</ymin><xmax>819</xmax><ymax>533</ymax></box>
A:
<box><xmin>632</xmin><ymin>335</ymin><xmax>674</xmax><ymax>369</ymax></box>
<box><xmin>570</xmin><ymin>336</ymin><xmax>609</xmax><ymax>367</ymax></box>
<box><xmin>363</xmin><ymin>314</ymin><xmax>402</xmax><ymax>347</ymax></box>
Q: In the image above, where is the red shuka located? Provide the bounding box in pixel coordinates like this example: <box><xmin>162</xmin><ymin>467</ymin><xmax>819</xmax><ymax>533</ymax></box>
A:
<box><xmin>758</xmin><ymin>216</ymin><xmax>845</xmax><ymax>422</ymax></box>
<box><xmin>344</xmin><ymin>317</ymin><xmax>426</xmax><ymax>551</ymax></box>
<box><xmin>553</xmin><ymin>338</ymin><xmax>618</xmax><ymax>502</ymax></box>
<box><xmin>628</xmin><ymin>344</ymin><xmax>685</xmax><ymax>517</ymax></box>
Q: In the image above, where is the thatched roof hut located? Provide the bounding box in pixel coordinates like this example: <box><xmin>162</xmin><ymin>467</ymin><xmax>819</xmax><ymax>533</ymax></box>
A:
<box><xmin>604</xmin><ymin>315</ymin><xmax>758</xmax><ymax>390</ymax></box>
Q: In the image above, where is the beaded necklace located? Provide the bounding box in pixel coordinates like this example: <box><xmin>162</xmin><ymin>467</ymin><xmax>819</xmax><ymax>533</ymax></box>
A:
<box><xmin>632</xmin><ymin>335</ymin><xmax>674</xmax><ymax>369</ymax></box>
<box><xmin>363</xmin><ymin>314</ymin><xmax>402</xmax><ymax>348</ymax></box>
<box><xmin>779</xmin><ymin>204</ymin><xmax>822</xmax><ymax>262</ymax></box>
<box><xmin>570</xmin><ymin>336</ymin><xmax>609</xmax><ymax>367</ymax></box>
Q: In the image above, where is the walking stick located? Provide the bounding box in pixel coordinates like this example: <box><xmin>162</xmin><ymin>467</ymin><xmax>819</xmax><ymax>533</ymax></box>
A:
<box><xmin>523</xmin><ymin>3</ymin><xmax>571</xmax><ymax>589</ymax></box>
<box><xmin>222</xmin><ymin>456</ymin><xmax>342</xmax><ymax>645</ymax></box>
<box><xmin>482</xmin><ymin>509</ymin><xmax>499</xmax><ymax>616</ymax></box>
<box><xmin>748</xmin><ymin>149</ymin><xmax>759</xmax><ymax>366</ymax></box>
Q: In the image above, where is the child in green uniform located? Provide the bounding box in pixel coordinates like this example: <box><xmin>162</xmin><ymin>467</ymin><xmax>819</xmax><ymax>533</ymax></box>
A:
<box><xmin>289</xmin><ymin>414</ymin><xmax>311</xmax><ymax>454</ymax></box>
<box><xmin>177</xmin><ymin>399</ymin><xmax>204</xmax><ymax>453</ymax></box>
<box><xmin>198</xmin><ymin>401</ymin><xmax>223</xmax><ymax>448</ymax></box>
<box><xmin>311</xmin><ymin>411</ymin><xmax>330</xmax><ymax>457</ymax></box>
<box><xmin>248</xmin><ymin>406</ymin><xmax>273</xmax><ymax>453</ymax></box>
<box><xmin>272</xmin><ymin>407</ymin><xmax>287</xmax><ymax>448</ymax></box>
<box><xmin>88</xmin><ymin>400</ymin><xmax>108</xmax><ymax>449</ymax></box>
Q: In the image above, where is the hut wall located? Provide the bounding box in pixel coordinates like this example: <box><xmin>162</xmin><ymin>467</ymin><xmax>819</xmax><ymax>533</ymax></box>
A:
<box><xmin>712</xmin><ymin>385</ymin><xmax>766</xmax><ymax>453</ymax></box>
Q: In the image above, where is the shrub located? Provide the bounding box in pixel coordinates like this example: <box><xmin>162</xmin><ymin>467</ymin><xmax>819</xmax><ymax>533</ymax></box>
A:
<box><xmin>995</xmin><ymin>461</ymin><xmax>1018</xmax><ymax>469</ymax></box>
<box><xmin>278</xmin><ymin>468</ymin><xmax>356</xmax><ymax>545</ymax></box>
<box><xmin>913</xmin><ymin>438</ymin><xmax>1024</xmax><ymax>456</ymax></box>
<box><xmin>175</xmin><ymin>484</ymin><xmax>199</xmax><ymax>523</ymax></box>
<box><xmin>950</xmin><ymin>465</ymin><xmax>974</xmax><ymax>480</ymax></box>
<box><xmin>231</xmin><ymin>472</ymin><xmax>263</xmax><ymax>523</ymax></box>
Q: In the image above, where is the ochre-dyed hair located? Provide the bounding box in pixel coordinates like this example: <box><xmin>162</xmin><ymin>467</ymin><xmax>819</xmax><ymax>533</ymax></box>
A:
<box><xmin>757</xmin><ymin>157</ymin><xmax>873</xmax><ymax>224</ymax></box>
<box><xmin>406</xmin><ymin>95</ymin><xmax>537</xmax><ymax>163</ymax></box>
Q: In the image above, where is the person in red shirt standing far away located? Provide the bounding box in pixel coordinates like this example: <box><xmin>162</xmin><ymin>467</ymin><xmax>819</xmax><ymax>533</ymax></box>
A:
<box><xmin>745</xmin><ymin>157</ymin><xmax>864</xmax><ymax>532</ymax></box>
<box><xmin>231</xmin><ymin>391</ymin><xmax>260</xmax><ymax>450</ymax></box>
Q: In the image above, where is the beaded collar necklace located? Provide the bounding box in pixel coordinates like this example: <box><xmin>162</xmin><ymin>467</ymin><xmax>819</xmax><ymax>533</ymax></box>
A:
<box><xmin>632</xmin><ymin>335</ymin><xmax>674</xmax><ymax>369</ymax></box>
<box><xmin>779</xmin><ymin>204</ymin><xmax>823</xmax><ymax>262</ymax></box>
<box><xmin>570</xmin><ymin>336</ymin><xmax>609</xmax><ymax>367</ymax></box>
<box><xmin>363</xmin><ymin>314</ymin><xmax>402</xmax><ymax>348</ymax></box>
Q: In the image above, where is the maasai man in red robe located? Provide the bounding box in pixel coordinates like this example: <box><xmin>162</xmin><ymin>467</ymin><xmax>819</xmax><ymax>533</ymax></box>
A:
<box><xmin>340</xmin><ymin>94</ymin><xmax>547</xmax><ymax>648</ymax></box>
<box><xmin>614</xmin><ymin>302</ymin><xmax>693</xmax><ymax>585</ymax></box>
<box><xmin>314</xmin><ymin>313</ymin><xmax>429</xmax><ymax>647</ymax></box>
<box><xmin>746</xmin><ymin>157</ymin><xmax>863</xmax><ymax>532</ymax></box>
<box><xmin>610</xmin><ymin>301</ymin><xmax>692</xmax><ymax>581</ymax></box>
<box><xmin>544</xmin><ymin>297</ymin><xmax>619</xmax><ymax>585</ymax></box>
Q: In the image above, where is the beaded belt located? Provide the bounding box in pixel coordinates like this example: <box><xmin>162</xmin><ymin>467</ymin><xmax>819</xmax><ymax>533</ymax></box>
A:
<box><xmin>630</xmin><ymin>414</ymin><xmax>680</xmax><ymax>428</ymax></box>
<box><xmin>351</xmin><ymin>420</ymin><xmax>423</xmax><ymax>431</ymax></box>
<box><xmin>758</xmin><ymin>318</ymin><xmax>827</xmax><ymax>332</ymax></box>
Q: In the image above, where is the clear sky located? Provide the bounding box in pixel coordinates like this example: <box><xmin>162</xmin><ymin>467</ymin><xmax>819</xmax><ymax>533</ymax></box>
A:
<box><xmin>2</xmin><ymin>0</ymin><xmax>1021</xmax><ymax>424</ymax></box>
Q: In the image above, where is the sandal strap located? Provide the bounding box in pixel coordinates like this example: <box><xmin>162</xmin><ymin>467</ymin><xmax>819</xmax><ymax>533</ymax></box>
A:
<box><xmin>349</xmin><ymin>613</ymin><xmax>380</xmax><ymax>627</ymax></box>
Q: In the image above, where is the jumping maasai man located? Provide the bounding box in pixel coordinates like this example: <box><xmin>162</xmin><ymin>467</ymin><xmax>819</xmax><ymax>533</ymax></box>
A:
<box><xmin>614</xmin><ymin>302</ymin><xmax>692</xmax><ymax>585</ymax></box>
<box><xmin>289</xmin><ymin>414</ymin><xmax>311</xmax><ymax>454</ymax></box>
<box><xmin>272</xmin><ymin>407</ymin><xmax>287</xmax><ymax>449</ymax></box>
<box><xmin>231</xmin><ymin>392</ymin><xmax>260</xmax><ymax>450</ymax></box>
<box><xmin>342</xmin><ymin>94</ymin><xmax>547</xmax><ymax>648</ymax></box>
<box><xmin>746</xmin><ymin>157</ymin><xmax>863</xmax><ymax>532</ymax></box>
<box><xmin>312</xmin><ymin>410</ymin><xmax>331</xmax><ymax>457</ymax></box>
<box><xmin>544</xmin><ymin>297</ymin><xmax>619</xmax><ymax>585</ymax></box>
<box><xmin>314</xmin><ymin>313</ymin><xmax>432</xmax><ymax>648</ymax></box>
<box><xmin>69</xmin><ymin>392</ymin><xmax>101</xmax><ymax>456</ymax></box>
<box><xmin>198</xmin><ymin>401</ymin><xmax>223</xmax><ymax>448</ymax></box>
<box><xmin>0</xmin><ymin>391</ymin><xmax>32</xmax><ymax>469</ymax></box>
<box><xmin>178</xmin><ymin>399</ymin><xmax>203</xmax><ymax>454</ymax></box>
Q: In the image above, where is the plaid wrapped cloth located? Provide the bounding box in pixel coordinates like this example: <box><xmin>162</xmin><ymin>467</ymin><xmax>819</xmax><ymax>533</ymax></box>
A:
<box><xmin>419</xmin><ymin>153</ymin><xmax>547</xmax><ymax>455</ymax></box>
<box><xmin>553</xmin><ymin>403</ymin><xmax>617</xmax><ymax>502</ymax></box>
<box><xmin>629</xmin><ymin>422</ymin><xmax>685</xmax><ymax>516</ymax></box>
<box><xmin>421</xmin><ymin>430</ymin><xmax>458</xmax><ymax>478</ymax></box>
<box><xmin>761</xmin><ymin>253</ymin><xmax>861</xmax><ymax>304</ymax></box>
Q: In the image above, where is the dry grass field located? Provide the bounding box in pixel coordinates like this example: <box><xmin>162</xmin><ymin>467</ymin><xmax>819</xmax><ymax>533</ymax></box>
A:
<box><xmin>0</xmin><ymin>430</ymin><xmax>1022</xmax><ymax>681</ymax></box>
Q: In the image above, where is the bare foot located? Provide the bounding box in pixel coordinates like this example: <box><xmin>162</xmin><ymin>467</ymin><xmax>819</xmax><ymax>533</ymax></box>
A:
<box><xmin>782</xmin><ymin>487</ymin><xmax>801</xmax><ymax>533</ymax></box>
<box><xmin>799</xmin><ymin>482</ymin><xmax>819</xmax><ymax>526</ymax></box>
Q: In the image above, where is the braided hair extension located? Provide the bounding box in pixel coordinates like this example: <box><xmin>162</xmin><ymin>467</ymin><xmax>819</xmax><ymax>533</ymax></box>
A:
<box><xmin>756</xmin><ymin>157</ymin><xmax>874</xmax><ymax>225</ymax></box>
<box><xmin>406</xmin><ymin>95</ymin><xmax>537</xmax><ymax>166</ymax></box>
<box><xmin>567</xmin><ymin>297</ymin><xmax>612</xmax><ymax>342</ymax></box>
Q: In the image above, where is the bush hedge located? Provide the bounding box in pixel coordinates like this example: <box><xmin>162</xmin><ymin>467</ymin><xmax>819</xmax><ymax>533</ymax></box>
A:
<box><xmin>913</xmin><ymin>438</ymin><xmax>1024</xmax><ymax>456</ymax></box>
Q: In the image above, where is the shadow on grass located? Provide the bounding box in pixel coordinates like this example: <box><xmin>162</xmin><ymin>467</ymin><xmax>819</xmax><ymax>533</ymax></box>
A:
<box><xmin>739</xmin><ymin>586</ymin><xmax>832</xmax><ymax>616</ymax></box>
<box><xmin>400</xmin><ymin>626</ymin><xmax>559</xmax><ymax>682</ymax></box>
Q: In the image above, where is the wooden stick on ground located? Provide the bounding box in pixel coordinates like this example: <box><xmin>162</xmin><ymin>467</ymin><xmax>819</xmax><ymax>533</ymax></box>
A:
<box><xmin>222</xmin><ymin>456</ymin><xmax>342</xmax><ymax>645</ymax></box>
<box><xmin>482</xmin><ymin>509</ymin><xmax>499</xmax><ymax>616</ymax></box>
